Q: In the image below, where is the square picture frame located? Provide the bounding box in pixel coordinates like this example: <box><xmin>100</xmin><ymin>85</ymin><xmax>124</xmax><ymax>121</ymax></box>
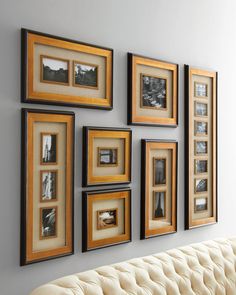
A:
<box><xmin>21</xmin><ymin>28</ymin><xmax>113</xmax><ymax>110</ymax></box>
<box><xmin>82</xmin><ymin>188</ymin><xmax>131</xmax><ymax>252</ymax></box>
<box><xmin>20</xmin><ymin>109</ymin><xmax>74</xmax><ymax>265</ymax></box>
<box><xmin>185</xmin><ymin>65</ymin><xmax>217</xmax><ymax>229</ymax></box>
<box><xmin>127</xmin><ymin>53</ymin><xmax>178</xmax><ymax>127</ymax></box>
<box><xmin>141</xmin><ymin>139</ymin><xmax>177</xmax><ymax>239</ymax></box>
<box><xmin>83</xmin><ymin>127</ymin><xmax>132</xmax><ymax>187</ymax></box>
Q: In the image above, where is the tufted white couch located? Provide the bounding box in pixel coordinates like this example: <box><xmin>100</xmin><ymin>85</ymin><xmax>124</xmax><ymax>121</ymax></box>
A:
<box><xmin>30</xmin><ymin>237</ymin><xmax>236</xmax><ymax>295</ymax></box>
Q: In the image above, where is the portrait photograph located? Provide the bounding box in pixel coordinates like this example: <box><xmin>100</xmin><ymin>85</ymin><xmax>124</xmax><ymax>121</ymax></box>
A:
<box><xmin>153</xmin><ymin>158</ymin><xmax>166</xmax><ymax>186</ymax></box>
<box><xmin>195</xmin><ymin>121</ymin><xmax>208</xmax><ymax>136</ymax></box>
<box><xmin>97</xmin><ymin>208</ymin><xmax>118</xmax><ymax>230</ymax></box>
<box><xmin>194</xmin><ymin>82</ymin><xmax>208</xmax><ymax>98</ymax></box>
<box><xmin>153</xmin><ymin>191</ymin><xmax>166</xmax><ymax>219</ymax></box>
<box><xmin>41</xmin><ymin>55</ymin><xmax>69</xmax><ymax>85</ymax></box>
<box><xmin>194</xmin><ymin>197</ymin><xmax>208</xmax><ymax>212</ymax></box>
<box><xmin>73</xmin><ymin>61</ymin><xmax>98</xmax><ymax>89</ymax></box>
<box><xmin>195</xmin><ymin>141</ymin><xmax>208</xmax><ymax>155</ymax></box>
<box><xmin>41</xmin><ymin>133</ymin><xmax>57</xmax><ymax>164</ymax></box>
<box><xmin>141</xmin><ymin>74</ymin><xmax>167</xmax><ymax>109</ymax></box>
<box><xmin>97</xmin><ymin>147</ymin><xmax>118</xmax><ymax>167</ymax></box>
<box><xmin>195</xmin><ymin>102</ymin><xmax>208</xmax><ymax>117</ymax></box>
<box><xmin>40</xmin><ymin>207</ymin><xmax>57</xmax><ymax>239</ymax></box>
<box><xmin>195</xmin><ymin>159</ymin><xmax>208</xmax><ymax>174</ymax></box>
<box><xmin>195</xmin><ymin>179</ymin><xmax>208</xmax><ymax>193</ymax></box>
<box><xmin>40</xmin><ymin>170</ymin><xmax>57</xmax><ymax>201</ymax></box>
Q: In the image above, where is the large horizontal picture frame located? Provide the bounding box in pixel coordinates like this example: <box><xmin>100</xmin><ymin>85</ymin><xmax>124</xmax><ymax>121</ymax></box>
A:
<box><xmin>21</xmin><ymin>28</ymin><xmax>113</xmax><ymax>110</ymax></box>
<box><xmin>141</xmin><ymin>139</ymin><xmax>178</xmax><ymax>239</ymax></box>
<box><xmin>128</xmin><ymin>53</ymin><xmax>178</xmax><ymax>127</ymax></box>
<box><xmin>83</xmin><ymin>126</ymin><xmax>132</xmax><ymax>187</ymax></box>
<box><xmin>82</xmin><ymin>188</ymin><xmax>131</xmax><ymax>252</ymax></box>
<box><xmin>185</xmin><ymin>65</ymin><xmax>218</xmax><ymax>230</ymax></box>
<box><xmin>20</xmin><ymin>108</ymin><xmax>74</xmax><ymax>265</ymax></box>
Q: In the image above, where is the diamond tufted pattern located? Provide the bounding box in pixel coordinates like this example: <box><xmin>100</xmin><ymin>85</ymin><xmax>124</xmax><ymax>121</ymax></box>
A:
<box><xmin>30</xmin><ymin>237</ymin><xmax>236</xmax><ymax>295</ymax></box>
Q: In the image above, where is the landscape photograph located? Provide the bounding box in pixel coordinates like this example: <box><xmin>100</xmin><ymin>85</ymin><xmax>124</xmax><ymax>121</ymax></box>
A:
<box><xmin>195</xmin><ymin>197</ymin><xmax>208</xmax><ymax>212</ymax></box>
<box><xmin>97</xmin><ymin>209</ymin><xmax>118</xmax><ymax>230</ymax></box>
<box><xmin>41</xmin><ymin>56</ymin><xmax>69</xmax><ymax>84</ymax></box>
<box><xmin>74</xmin><ymin>61</ymin><xmax>98</xmax><ymax>88</ymax></box>
<box><xmin>98</xmin><ymin>148</ymin><xmax>118</xmax><ymax>166</ymax></box>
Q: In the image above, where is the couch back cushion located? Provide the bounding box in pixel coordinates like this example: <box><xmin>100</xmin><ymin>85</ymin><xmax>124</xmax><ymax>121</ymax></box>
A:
<box><xmin>30</xmin><ymin>237</ymin><xmax>236</xmax><ymax>295</ymax></box>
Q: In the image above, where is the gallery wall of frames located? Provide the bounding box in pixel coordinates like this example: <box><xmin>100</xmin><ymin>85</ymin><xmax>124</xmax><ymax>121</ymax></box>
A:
<box><xmin>20</xmin><ymin>28</ymin><xmax>218</xmax><ymax>265</ymax></box>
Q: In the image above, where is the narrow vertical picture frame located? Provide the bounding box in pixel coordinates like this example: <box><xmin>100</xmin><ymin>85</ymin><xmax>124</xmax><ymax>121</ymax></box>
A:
<box><xmin>127</xmin><ymin>53</ymin><xmax>178</xmax><ymax>127</ymax></box>
<box><xmin>141</xmin><ymin>139</ymin><xmax>177</xmax><ymax>239</ymax></box>
<box><xmin>82</xmin><ymin>188</ymin><xmax>131</xmax><ymax>252</ymax></box>
<box><xmin>185</xmin><ymin>65</ymin><xmax>217</xmax><ymax>229</ymax></box>
<box><xmin>20</xmin><ymin>108</ymin><xmax>74</xmax><ymax>265</ymax></box>
<box><xmin>83</xmin><ymin>127</ymin><xmax>132</xmax><ymax>187</ymax></box>
<box><xmin>21</xmin><ymin>28</ymin><xmax>113</xmax><ymax>109</ymax></box>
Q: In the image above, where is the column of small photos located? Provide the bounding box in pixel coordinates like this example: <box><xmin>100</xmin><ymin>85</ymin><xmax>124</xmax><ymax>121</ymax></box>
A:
<box><xmin>193</xmin><ymin>82</ymin><xmax>209</xmax><ymax>214</ymax></box>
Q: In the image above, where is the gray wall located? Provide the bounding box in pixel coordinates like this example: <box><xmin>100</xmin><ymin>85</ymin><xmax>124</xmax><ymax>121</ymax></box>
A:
<box><xmin>0</xmin><ymin>0</ymin><xmax>235</xmax><ymax>294</ymax></box>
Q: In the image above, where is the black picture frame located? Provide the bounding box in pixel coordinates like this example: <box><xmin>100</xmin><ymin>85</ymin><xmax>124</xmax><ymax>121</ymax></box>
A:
<box><xmin>82</xmin><ymin>126</ymin><xmax>132</xmax><ymax>187</ymax></box>
<box><xmin>184</xmin><ymin>65</ymin><xmax>218</xmax><ymax>230</ymax></box>
<box><xmin>82</xmin><ymin>188</ymin><xmax>132</xmax><ymax>252</ymax></box>
<box><xmin>21</xmin><ymin>28</ymin><xmax>113</xmax><ymax>110</ymax></box>
<box><xmin>21</xmin><ymin>108</ymin><xmax>75</xmax><ymax>265</ymax></box>
<box><xmin>141</xmin><ymin>139</ymin><xmax>178</xmax><ymax>239</ymax></box>
<box><xmin>127</xmin><ymin>53</ymin><xmax>179</xmax><ymax>127</ymax></box>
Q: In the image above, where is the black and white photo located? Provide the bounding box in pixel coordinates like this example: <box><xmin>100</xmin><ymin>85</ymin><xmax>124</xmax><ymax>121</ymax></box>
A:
<box><xmin>195</xmin><ymin>159</ymin><xmax>208</xmax><ymax>174</ymax></box>
<box><xmin>194</xmin><ymin>82</ymin><xmax>208</xmax><ymax>97</ymax></box>
<box><xmin>97</xmin><ymin>208</ymin><xmax>118</xmax><ymax>230</ymax></box>
<box><xmin>41</xmin><ymin>133</ymin><xmax>57</xmax><ymax>164</ymax></box>
<box><xmin>195</xmin><ymin>121</ymin><xmax>208</xmax><ymax>136</ymax></box>
<box><xmin>195</xmin><ymin>141</ymin><xmax>208</xmax><ymax>155</ymax></box>
<box><xmin>41</xmin><ymin>56</ymin><xmax>69</xmax><ymax>84</ymax></box>
<box><xmin>141</xmin><ymin>74</ymin><xmax>167</xmax><ymax>109</ymax></box>
<box><xmin>74</xmin><ymin>61</ymin><xmax>98</xmax><ymax>88</ymax></box>
<box><xmin>195</xmin><ymin>179</ymin><xmax>208</xmax><ymax>193</ymax></box>
<box><xmin>195</xmin><ymin>102</ymin><xmax>208</xmax><ymax>117</ymax></box>
<box><xmin>41</xmin><ymin>171</ymin><xmax>57</xmax><ymax>201</ymax></box>
<box><xmin>153</xmin><ymin>158</ymin><xmax>166</xmax><ymax>186</ymax></box>
<box><xmin>40</xmin><ymin>207</ymin><xmax>57</xmax><ymax>239</ymax></box>
<box><xmin>153</xmin><ymin>191</ymin><xmax>166</xmax><ymax>219</ymax></box>
<box><xmin>98</xmin><ymin>148</ymin><xmax>118</xmax><ymax>166</ymax></box>
<box><xmin>194</xmin><ymin>197</ymin><xmax>208</xmax><ymax>212</ymax></box>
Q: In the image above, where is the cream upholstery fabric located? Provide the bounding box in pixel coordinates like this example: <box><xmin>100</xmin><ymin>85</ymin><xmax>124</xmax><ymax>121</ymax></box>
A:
<box><xmin>30</xmin><ymin>237</ymin><xmax>236</xmax><ymax>295</ymax></box>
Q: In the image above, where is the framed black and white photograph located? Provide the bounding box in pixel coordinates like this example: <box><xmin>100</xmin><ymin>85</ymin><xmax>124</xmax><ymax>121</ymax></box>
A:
<box><xmin>141</xmin><ymin>74</ymin><xmax>167</xmax><ymax>110</ymax></box>
<box><xmin>97</xmin><ymin>147</ymin><xmax>118</xmax><ymax>167</ymax></box>
<box><xmin>141</xmin><ymin>139</ymin><xmax>177</xmax><ymax>239</ymax></box>
<box><xmin>40</xmin><ymin>170</ymin><xmax>57</xmax><ymax>202</ymax></box>
<box><xmin>40</xmin><ymin>207</ymin><xmax>57</xmax><ymax>239</ymax></box>
<box><xmin>128</xmin><ymin>53</ymin><xmax>178</xmax><ymax>127</ymax></box>
<box><xmin>21</xmin><ymin>109</ymin><xmax>74</xmax><ymax>265</ymax></box>
<box><xmin>21</xmin><ymin>28</ymin><xmax>113</xmax><ymax>109</ymax></box>
<box><xmin>194</xmin><ymin>82</ymin><xmax>208</xmax><ymax>98</ymax></box>
<box><xmin>73</xmin><ymin>61</ymin><xmax>98</xmax><ymax>89</ymax></box>
<box><xmin>153</xmin><ymin>191</ymin><xmax>166</xmax><ymax>220</ymax></box>
<box><xmin>195</xmin><ymin>159</ymin><xmax>208</xmax><ymax>174</ymax></box>
<box><xmin>194</xmin><ymin>197</ymin><xmax>208</xmax><ymax>213</ymax></box>
<box><xmin>97</xmin><ymin>208</ymin><xmax>118</xmax><ymax>230</ymax></box>
<box><xmin>82</xmin><ymin>188</ymin><xmax>131</xmax><ymax>252</ymax></box>
<box><xmin>41</xmin><ymin>133</ymin><xmax>57</xmax><ymax>165</ymax></box>
<box><xmin>194</xmin><ymin>121</ymin><xmax>208</xmax><ymax>136</ymax></box>
<box><xmin>195</xmin><ymin>140</ymin><xmax>208</xmax><ymax>155</ymax></box>
<box><xmin>194</xmin><ymin>101</ymin><xmax>208</xmax><ymax>117</ymax></box>
<box><xmin>40</xmin><ymin>55</ymin><xmax>69</xmax><ymax>86</ymax></box>
<box><xmin>153</xmin><ymin>158</ymin><xmax>166</xmax><ymax>186</ymax></box>
<box><xmin>195</xmin><ymin>179</ymin><xmax>208</xmax><ymax>193</ymax></box>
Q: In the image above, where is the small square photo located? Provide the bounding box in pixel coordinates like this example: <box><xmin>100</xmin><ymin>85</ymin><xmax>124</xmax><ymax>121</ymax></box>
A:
<box><xmin>194</xmin><ymin>82</ymin><xmax>208</xmax><ymax>98</ymax></box>
<box><xmin>195</xmin><ymin>121</ymin><xmax>208</xmax><ymax>136</ymax></box>
<box><xmin>97</xmin><ymin>208</ymin><xmax>118</xmax><ymax>230</ymax></box>
<box><xmin>195</xmin><ymin>159</ymin><xmax>207</xmax><ymax>174</ymax></box>
<box><xmin>141</xmin><ymin>74</ymin><xmax>167</xmax><ymax>109</ymax></box>
<box><xmin>195</xmin><ymin>178</ymin><xmax>208</xmax><ymax>193</ymax></box>
<box><xmin>194</xmin><ymin>197</ymin><xmax>208</xmax><ymax>212</ymax></box>
<box><xmin>74</xmin><ymin>61</ymin><xmax>98</xmax><ymax>89</ymax></box>
<box><xmin>195</xmin><ymin>141</ymin><xmax>208</xmax><ymax>155</ymax></box>
<box><xmin>195</xmin><ymin>102</ymin><xmax>208</xmax><ymax>117</ymax></box>
<box><xmin>98</xmin><ymin>147</ymin><xmax>118</xmax><ymax>167</ymax></box>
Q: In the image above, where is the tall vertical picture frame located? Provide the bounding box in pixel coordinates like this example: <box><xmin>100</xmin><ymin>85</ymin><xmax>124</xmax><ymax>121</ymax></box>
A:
<box><xmin>20</xmin><ymin>109</ymin><xmax>75</xmax><ymax>265</ymax></box>
<box><xmin>185</xmin><ymin>65</ymin><xmax>218</xmax><ymax>229</ymax></box>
